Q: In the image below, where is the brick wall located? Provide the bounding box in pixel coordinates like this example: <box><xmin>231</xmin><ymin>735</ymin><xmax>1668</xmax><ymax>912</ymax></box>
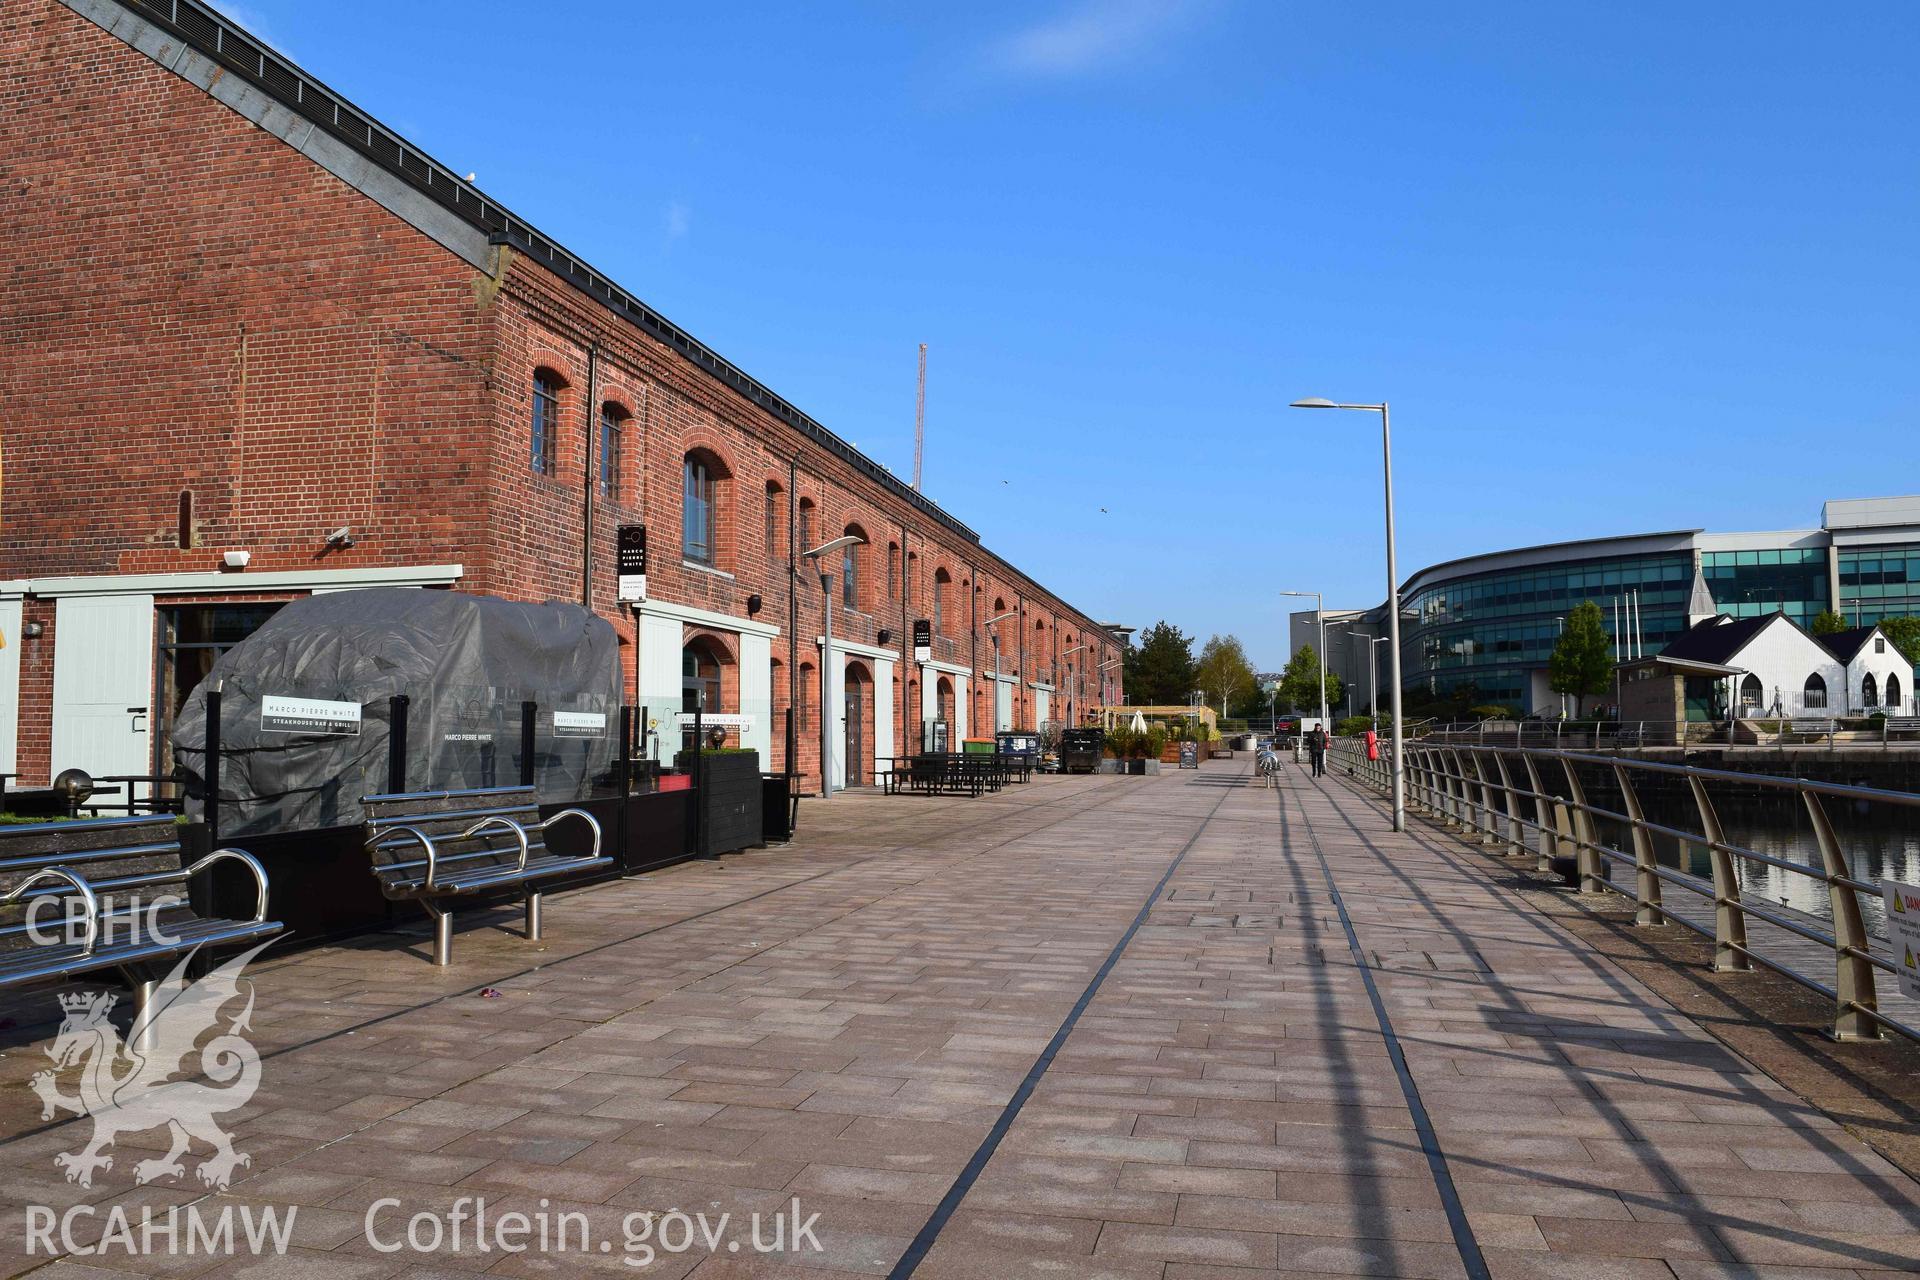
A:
<box><xmin>0</xmin><ymin>0</ymin><xmax>1120</xmax><ymax>790</ymax></box>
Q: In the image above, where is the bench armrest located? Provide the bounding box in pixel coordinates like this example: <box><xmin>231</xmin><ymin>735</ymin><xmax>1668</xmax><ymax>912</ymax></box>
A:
<box><xmin>185</xmin><ymin>848</ymin><xmax>272</xmax><ymax>922</ymax></box>
<box><xmin>537</xmin><ymin>808</ymin><xmax>602</xmax><ymax>859</ymax></box>
<box><xmin>368</xmin><ymin>823</ymin><xmax>442</xmax><ymax>890</ymax></box>
<box><xmin>458</xmin><ymin>815</ymin><xmax>531</xmax><ymax>873</ymax></box>
<box><xmin>2</xmin><ymin>866</ymin><xmax>101</xmax><ymax>956</ymax></box>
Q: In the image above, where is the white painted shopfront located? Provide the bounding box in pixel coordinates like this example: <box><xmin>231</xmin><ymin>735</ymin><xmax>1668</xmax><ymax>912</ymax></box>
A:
<box><xmin>0</xmin><ymin>565</ymin><xmax>464</xmax><ymax>785</ymax></box>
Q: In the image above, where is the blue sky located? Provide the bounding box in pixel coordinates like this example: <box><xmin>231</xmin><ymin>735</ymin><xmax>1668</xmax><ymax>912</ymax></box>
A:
<box><xmin>220</xmin><ymin>0</ymin><xmax>1918</xmax><ymax>669</ymax></box>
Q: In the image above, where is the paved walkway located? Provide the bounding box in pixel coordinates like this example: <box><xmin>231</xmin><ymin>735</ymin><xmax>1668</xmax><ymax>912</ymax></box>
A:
<box><xmin>1</xmin><ymin>762</ymin><xmax>1917</xmax><ymax>1278</ymax></box>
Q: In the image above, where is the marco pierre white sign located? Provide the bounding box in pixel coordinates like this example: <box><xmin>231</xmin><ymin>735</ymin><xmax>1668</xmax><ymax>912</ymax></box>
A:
<box><xmin>259</xmin><ymin>696</ymin><xmax>361</xmax><ymax>736</ymax></box>
<box><xmin>673</xmin><ymin>712</ymin><xmax>755</xmax><ymax>730</ymax></box>
<box><xmin>552</xmin><ymin>711</ymin><xmax>609</xmax><ymax>739</ymax></box>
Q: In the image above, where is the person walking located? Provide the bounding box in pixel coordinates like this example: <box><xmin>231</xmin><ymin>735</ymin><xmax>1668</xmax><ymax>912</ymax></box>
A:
<box><xmin>1308</xmin><ymin>724</ymin><xmax>1328</xmax><ymax>777</ymax></box>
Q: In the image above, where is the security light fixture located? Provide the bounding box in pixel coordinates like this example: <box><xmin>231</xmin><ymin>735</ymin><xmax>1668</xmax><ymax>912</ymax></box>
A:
<box><xmin>326</xmin><ymin>526</ymin><xmax>355</xmax><ymax>548</ymax></box>
<box><xmin>222</xmin><ymin>550</ymin><xmax>250</xmax><ymax>570</ymax></box>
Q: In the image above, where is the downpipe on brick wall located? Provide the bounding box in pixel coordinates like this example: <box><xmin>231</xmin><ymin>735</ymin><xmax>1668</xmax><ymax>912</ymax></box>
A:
<box><xmin>582</xmin><ymin>344</ymin><xmax>598</xmax><ymax>608</ymax></box>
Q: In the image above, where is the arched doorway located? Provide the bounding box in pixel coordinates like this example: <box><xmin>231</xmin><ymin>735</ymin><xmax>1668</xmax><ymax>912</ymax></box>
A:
<box><xmin>844</xmin><ymin>661</ymin><xmax>872</xmax><ymax>786</ymax></box>
<box><xmin>933</xmin><ymin>676</ymin><xmax>956</xmax><ymax>752</ymax></box>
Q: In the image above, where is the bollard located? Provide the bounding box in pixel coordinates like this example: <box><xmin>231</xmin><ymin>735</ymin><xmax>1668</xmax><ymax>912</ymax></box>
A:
<box><xmin>520</xmin><ymin>701</ymin><xmax>537</xmax><ymax>788</ymax></box>
<box><xmin>386</xmin><ymin>694</ymin><xmax>410</xmax><ymax>795</ymax></box>
<box><xmin>205</xmin><ymin>684</ymin><xmax>224</xmax><ymax>845</ymax></box>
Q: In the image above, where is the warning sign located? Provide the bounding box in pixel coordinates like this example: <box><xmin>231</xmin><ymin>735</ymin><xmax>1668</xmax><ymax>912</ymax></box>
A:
<box><xmin>1882</xmin><ymin>879</ymin><xmax>1920</xmax><ymax>1001</ymax></box>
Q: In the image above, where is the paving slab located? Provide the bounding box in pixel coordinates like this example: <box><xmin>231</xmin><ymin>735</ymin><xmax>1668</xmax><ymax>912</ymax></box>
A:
<box><xmin>1</xmin><ymin>761</ymin><xmax>1916</xmax><ymax>1278</ymax></box>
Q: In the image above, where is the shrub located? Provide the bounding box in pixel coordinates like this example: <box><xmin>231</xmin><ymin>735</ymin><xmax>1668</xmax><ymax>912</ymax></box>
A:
<box><xmin>1334</xmin><ymin>715</ymin><xmax>1372</xmax><ymax>737</ymax></box>
<box><xmin>1469</xmin><ymin>705</ymin><xmax>1516</xmax><ymax>721</ymax></box>
<box><xmin>1144</xmin><ymin>727</ymin><xmax>1168</xmax><ymax>759</ymax></box>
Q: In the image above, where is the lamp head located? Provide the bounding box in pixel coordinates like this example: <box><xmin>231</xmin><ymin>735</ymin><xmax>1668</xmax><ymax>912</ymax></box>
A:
<box><xmin>803</xmin><ymin>534</ymin><xmax>864</xmax><ymax>560</ymax></box>
<box><xmin>1289</xmin><ymin>397</ymin><xmax>1339</xmax><ymax>409</ymax></box>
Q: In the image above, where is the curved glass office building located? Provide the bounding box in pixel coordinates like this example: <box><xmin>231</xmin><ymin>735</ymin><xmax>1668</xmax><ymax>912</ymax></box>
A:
<box><xmin>1296</xmin><ymin>496</ymin><xmax>1920</xmax><ymax>715</ymax></box>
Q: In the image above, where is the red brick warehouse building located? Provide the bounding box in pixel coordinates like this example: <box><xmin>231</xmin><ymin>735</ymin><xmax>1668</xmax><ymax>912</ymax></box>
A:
<box><xmin>0</xmin><ymin>0</ymin><xmax>1125</xmax><ymax>792</ymax></box>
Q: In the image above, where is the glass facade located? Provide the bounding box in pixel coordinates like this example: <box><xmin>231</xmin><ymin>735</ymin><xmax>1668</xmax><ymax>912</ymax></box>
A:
<box><xmin>1399</xmin><ymin>552</ymin><xmax>1693</xmax><ymax>710</ymax></box>
<box><xmin>1373</xmin><ymin>504</ymin><xmax>1920</xmax><ymax>715</ymax></box>
<box><xmin>1837</xmin><ymin>545</ymin><xmax>1920</xmax><ymax>621</ymax></box>
<box><xmin>1700</xmin><ymin>548</ymin><xmax>1828</xmax><ymax>626</ymax></box>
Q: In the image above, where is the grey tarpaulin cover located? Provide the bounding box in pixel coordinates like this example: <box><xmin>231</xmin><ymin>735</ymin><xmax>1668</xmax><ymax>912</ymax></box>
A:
<box><xmin>172</xmin><ymin>589</ymin><xmax>621</xmax><ymax>837</ymax></box>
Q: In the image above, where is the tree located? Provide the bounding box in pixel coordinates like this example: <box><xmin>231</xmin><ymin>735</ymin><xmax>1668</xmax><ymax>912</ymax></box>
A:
<box><xmin>1278</xmin><ymin>644</ymin><xmax>1342</xmax><ymax>718</ymax></box>
<box><xmin>1124</xmin><ymin>620</ymin><xmax>1197</xmax><ymax>705</ymax></box>
<box><xmin>1549</xmin><ymin>600</ymin><xmax>1614</xmax><ymax>714</ymax></box>
<box><xmin>1195</xmin><ymin>635</ymin><xmax>1257</xmax><ymax>718</ymax></box>
<box><xmin>1811</xmin><ymin>609</ymin><xmax>1848</xmax><ymax>636</ymax></box>
<box><xmin>1878</xmin><ymin>616</ymin><xmax>1920</xmax><ymax>665</ymax></box>
<box><xmin>1230</xmin><ymin>678</ymin><xmax>1276</xmax><ymax>721</ymax></box>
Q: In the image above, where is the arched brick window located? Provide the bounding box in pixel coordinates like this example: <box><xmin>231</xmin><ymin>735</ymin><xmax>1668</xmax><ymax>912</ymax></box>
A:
<box><xmin>682</xmin><ymin>448</ymin><xmax>731</xmax><ymax>567</ymax></box>
<box><xmin>933</xmin><ymin>568</ymin><xmax>952</xmax><ymax>637</ymax></box>
<box><xmin>600</xmin><ymin>402</ymin><xmax>630</xmax><ymax>499</ymax></box>
<box><xmin>765</xmin><ymin>481</ymin><xmax>784</xmax><ymax>566</ymax></box>
<box><xmin>531</xmin><ymin>368</ymin><xmax>566</xmax><ymax>475</ymax></box>
<box><xmin>842</xmin><ymin>524</ymin><xmax>869</xmax><ymax>611</ymax></box>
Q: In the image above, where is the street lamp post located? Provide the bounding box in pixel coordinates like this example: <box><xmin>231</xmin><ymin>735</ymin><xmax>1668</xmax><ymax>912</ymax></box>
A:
<box><xmin>1279</xmin><ymin>590</ymin><xmax>1328</xmax><ymax>730</ymax></box>
<box><xmin>803</xmin><ymin>534</ymin><xmax>864</xmax><ymax>799</ymax></box>
<box><xmin>984</xmin><ymin>610</ymin><xmax>1017</xmax><ymax>733</ymax></box>
<box><xmin>1290</xmin><ymin>398</ymin><xmax>1405</xmax><ymax>832</ymax></box>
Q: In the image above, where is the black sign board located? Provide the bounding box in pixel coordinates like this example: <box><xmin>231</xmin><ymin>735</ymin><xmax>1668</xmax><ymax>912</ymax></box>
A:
<box><xmin>912</xmin><ymin>619</ymin><xmax>931</xmax><ymax>662</ymax></box>
<box><xmin>617</xmin><ymin>525</ymin><xmax>647</xmax><ymax>602</ymax></box>
<box><xmin>260</xmin><ymin>695</ymin><xmax>361</xmax><ymax>736</ymax></box>
<box><xmin>1178</xmin><ymin>740</ymin><xmax>1200</xmax><ymax>769</ymax></box>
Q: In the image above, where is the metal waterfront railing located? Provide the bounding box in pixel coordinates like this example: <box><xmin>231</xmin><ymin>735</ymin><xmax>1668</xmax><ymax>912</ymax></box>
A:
<box><xmin>1328</xmin><ymin>737</ymin><xmax>1920</xmax><ymax>1045</ymax></box>
<box><xmin>1419</xmin><ymin>716</ymin><xmax>1920</xmax><ymax>749</ymax></box>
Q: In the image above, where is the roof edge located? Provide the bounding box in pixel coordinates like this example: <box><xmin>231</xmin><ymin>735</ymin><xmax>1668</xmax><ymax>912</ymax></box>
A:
<box><xmin>100</xmin><ymin>0</ymin><xmax>983</xmax><ymax>546</ymax></box>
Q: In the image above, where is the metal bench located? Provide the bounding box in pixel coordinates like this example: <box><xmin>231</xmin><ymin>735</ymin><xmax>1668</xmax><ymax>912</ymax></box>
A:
<box><xmin>1884</xmin><ymin>717</ymin><xmax>1920</xmax><ymax>742</ymax></box>
<box><xmin>361</xmin><ymin>785</ymin><xmax>609</xmax><ymax>966</ymax></box>
<box><xmin>1789</xmin><ymin>717</ymin><xmax>1837</xmax><ymax>743</ymax></box>
<box><xmin>0</xmin><ymin>815</ymin><xmax>279</xmax><ymax>1020</ymax></box>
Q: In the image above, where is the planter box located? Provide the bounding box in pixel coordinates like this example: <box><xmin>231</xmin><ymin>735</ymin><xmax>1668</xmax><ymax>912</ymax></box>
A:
<box><xmin>678</xmin><ymin>751</ymin><xmax>762</xmax><ymax>855</ymax></box>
